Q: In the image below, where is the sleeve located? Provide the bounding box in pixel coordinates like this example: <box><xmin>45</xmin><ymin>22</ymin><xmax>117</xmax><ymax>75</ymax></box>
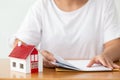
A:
<box><xmin>103</xmin><ymin>0</ymin><xmax>120</xmax><ymax>43</ymax></box>
<box><xmin>9</xmin><ymin>0</ymin><xmax>42</xmax><ymax>47</ymax></box>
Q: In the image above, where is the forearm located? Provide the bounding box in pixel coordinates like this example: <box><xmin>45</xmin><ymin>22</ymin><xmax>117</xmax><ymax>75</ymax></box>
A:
<box><xmin>103</xmin><ymin>39</ymin><xmax>120</xmax><ymax>61</ymax></box>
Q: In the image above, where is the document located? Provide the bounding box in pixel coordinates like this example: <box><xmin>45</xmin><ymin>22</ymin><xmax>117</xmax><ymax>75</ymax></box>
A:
<box><xmin>52</xmin><ymin>55</ymin><xmax>112</xmax><ymax>71</ymax></box>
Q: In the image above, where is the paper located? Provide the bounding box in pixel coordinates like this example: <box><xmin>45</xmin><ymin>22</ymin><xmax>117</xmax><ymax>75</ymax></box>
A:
<box><xmin>52</xmin><ymin>55</ymin><xmax>112</xmax><ymax>71</ymax></box>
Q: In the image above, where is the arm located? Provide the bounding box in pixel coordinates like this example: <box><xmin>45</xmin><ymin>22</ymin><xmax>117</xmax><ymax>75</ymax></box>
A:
<box><xmin>87</xmin><ymin>38</ymin><xmax>120</xmax><ymax>69</ymax></box>
<box><xmin>12</xmin><ymin>1</ymin><xmax>56</xmax><ymax>67</ymax></box>
<box><xmin>104</xmin><ymin>38</ymin><xmax>120</xmax><ymax>61</ymax></box>
<box><xmin>87</xmin><ymin>0</ymin><xmax>120</xmax><ymax>69</ymax></box>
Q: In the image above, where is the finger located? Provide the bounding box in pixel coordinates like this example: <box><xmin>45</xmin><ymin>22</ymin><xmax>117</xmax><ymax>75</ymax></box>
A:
<box><xmin>87</xmin><ymin>56</ymin><xmax>107</xmax><ymax>67</ymax></box>
<box><xmin>106</xmin><ymin>61</ymin><xmax>113</xmax><ymax>69</ymax></box>
<box><xmin>44</xmin><ymin>50</ymin><xmax>56</xmax><ymax>61</ymax></box>
<box><xmin>87</xmin><ymin>58</ymin><xmax>96</xmax><ymax>67</ymax></box>
<box><xmin>42</xmin><ymin>50</ymin><xmax>56</xmax><ymax>62</ymax></box>
<box><xmin>44</xmin><ymin>62</ymin><xmax>56</xmax><ymax>68</ymax></box>
<box><xmin>113</xmin><ymin>63</ymin><xmax>120</xmax><ymax>69</ymax></box>
<box><xmin>44</xmin><ymin>62</ymin><xmax>55</xmax><ymax>68</ymax></box>
<box><xmin>48</xmin><ymin>62</ymin><xmax>57</xmax><ymax>68</ymax></box>
<box><xmin>43</xmin><ymin>57</ymin><xmax>49</xmax><ymax>67</ymax></box>
<box><xmin>97</xmin><ymin>56</ymin><xmax>108</xmax><ymax>67</ymax></box>
<box><xmin>94</xmin><ymin>55</ymin><xmax>107</xmax><ymax>67</ymax></box>
<box><xmin>43</xmin><ymin>58</ymin><xmax>56</xmax><ymax>68</ymax></box>
<box><xmin>105</xmin><ymin>58</ymin><xmax>113</xmax><ymax>69</ymax></box>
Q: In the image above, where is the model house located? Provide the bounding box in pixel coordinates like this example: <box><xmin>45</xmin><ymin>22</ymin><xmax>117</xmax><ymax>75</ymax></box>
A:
<box><xmin>9</xmin><ymin>42</ymin><xmax>43</xmax><ymax>73</ymax></box>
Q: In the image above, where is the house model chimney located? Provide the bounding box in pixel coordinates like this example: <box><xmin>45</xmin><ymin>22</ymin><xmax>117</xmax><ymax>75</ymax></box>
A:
<box><xmin>18</xmin><ymin>41</ymin><xmax>22</xmax><ymax>47</ymax></box>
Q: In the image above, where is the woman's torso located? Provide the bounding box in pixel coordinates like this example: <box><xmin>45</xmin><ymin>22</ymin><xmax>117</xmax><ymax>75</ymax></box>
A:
<box><xmin>39</xmin><ymin>0</ymin><xmax>105</xmax><ymax>59</ymax></box>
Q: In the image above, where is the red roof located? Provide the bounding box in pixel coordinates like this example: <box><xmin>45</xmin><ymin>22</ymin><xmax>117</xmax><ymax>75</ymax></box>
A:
<box><xmin>9</xmin><ymin>44</ymin><xmax>37</xmax><ymax>59</ymax></box>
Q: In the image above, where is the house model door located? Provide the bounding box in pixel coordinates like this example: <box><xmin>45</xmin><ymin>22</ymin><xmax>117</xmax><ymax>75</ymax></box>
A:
<box><xmin>31</xmin><ymin>54</ymin><xmax>38</xmax><ymax>73</ymax></box>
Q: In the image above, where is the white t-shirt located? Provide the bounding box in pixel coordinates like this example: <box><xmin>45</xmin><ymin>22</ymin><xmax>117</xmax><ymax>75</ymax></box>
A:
<box><xmin>10</xmin><ymin>0</ymin><xmax>120</xmax><ymax>59</ymax></box>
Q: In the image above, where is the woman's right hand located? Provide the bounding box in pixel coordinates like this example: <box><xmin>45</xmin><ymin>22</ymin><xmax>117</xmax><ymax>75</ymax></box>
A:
<box><xmin>41</xmin><ymin>50</ymin><xmax>57</xmax><ymax>68</ymax></box>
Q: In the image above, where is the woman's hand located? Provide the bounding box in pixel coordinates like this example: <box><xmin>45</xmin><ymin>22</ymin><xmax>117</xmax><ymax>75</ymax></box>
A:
<box><xmin>41</xmin><ymin>50</ymin><xmax>57</xmax><ymax>68</ymax></box>
<box><xmin>88</xmin><ymin>39</ymin><xmax>120</xmax><ymax>69</ymax></box>
<box><xmin>87</xmin><ymin>54</ymin><xmax>120</xmax><ymax>69</ymax></box>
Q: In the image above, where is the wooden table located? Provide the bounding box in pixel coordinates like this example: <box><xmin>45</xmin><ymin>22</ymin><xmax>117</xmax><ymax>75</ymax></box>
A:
<box><xmin>1</xmin><ymin>59</ymin><xmax>120</xmax><ymax>80</ymax></box>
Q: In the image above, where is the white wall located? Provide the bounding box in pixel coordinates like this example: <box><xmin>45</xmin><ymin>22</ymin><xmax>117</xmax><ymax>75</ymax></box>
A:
<box><xmin>0</xmin><ymin>0</ymin><xmax>120</xmax><ymax>58</ymax></box>
<box><xmin>0</xmin><ymin>0</ymin><xmax>36</xmax><ymax>58</ymax></box>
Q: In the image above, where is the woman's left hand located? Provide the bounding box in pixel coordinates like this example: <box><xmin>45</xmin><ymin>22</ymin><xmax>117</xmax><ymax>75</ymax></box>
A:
<box><xmin>87</xmin><ymin>54</ymin><xmax>120</xmax><ymax>69</ymax></box>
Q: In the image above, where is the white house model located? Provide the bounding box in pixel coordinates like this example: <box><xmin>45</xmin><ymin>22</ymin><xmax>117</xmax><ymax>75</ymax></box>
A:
<box><xmin>9</xmin><ymin>43</ymin><xmax>43</xmax><ymax>73</ymax></box>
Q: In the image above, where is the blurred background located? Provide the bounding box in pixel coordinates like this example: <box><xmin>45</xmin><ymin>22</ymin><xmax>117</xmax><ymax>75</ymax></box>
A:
<box><xmin>0</xmin><ymin>0</ymin><xmax>120</xmax><ymax>58</ymax></box>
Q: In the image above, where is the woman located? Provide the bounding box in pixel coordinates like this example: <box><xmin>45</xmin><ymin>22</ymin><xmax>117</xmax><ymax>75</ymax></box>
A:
<box><xmin>10</xmin><ymin>0</ymin><xmax>120</xmax><ymax>69</ymax></box>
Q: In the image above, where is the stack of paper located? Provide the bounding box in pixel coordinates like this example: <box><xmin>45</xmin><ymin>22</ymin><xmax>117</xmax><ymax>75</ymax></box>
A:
<box><xmin>52</xmin><ymin>55</ymin><xmax>112</xmax><ymax>71</ymax></box>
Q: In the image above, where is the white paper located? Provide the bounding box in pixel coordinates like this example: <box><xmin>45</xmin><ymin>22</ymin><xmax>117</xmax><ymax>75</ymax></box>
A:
<box><xmin>52</xmin><ymin>55</ymin><xmax>112</xmax><ymax>71</ymax></box>
<box><xmin>67</xmin><ymin>60</ymin><xmax>112</xmax><ymax>71</ymax></box>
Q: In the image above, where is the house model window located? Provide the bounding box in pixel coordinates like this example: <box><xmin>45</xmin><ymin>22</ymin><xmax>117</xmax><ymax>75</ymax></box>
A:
<box><xmin>20</xmin><ymin>63</ymin><xmax>24</xmax><ymax>69</ymax></box>
<box><xmin>13</xmin><ymin>62</ymin><xmax>16</xmax><ymax>67</ymax></box>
